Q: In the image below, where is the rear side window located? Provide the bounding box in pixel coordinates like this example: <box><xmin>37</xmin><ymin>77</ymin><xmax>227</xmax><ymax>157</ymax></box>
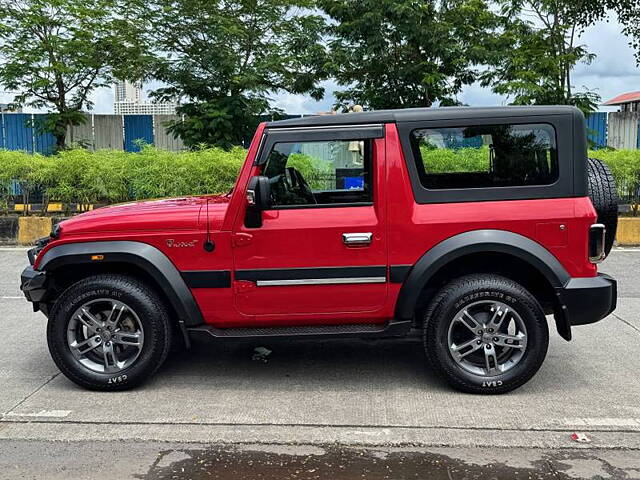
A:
<box><xmin>410</xmin><ymin>124</ymin><xmax>558</xmax><ymax>190</ymax></box>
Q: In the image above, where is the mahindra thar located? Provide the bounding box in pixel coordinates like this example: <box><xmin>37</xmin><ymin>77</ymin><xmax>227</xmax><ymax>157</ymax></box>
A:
<box><xmin>21</xmin><ymin>106</ymin><xmax>618</xmax><ymax>394</ymax></box>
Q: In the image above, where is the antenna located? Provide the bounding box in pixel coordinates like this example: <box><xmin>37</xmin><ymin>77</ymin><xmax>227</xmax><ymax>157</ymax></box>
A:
<box><xmin>203</xmin><ymin>197</ymin><xmax>215</xmax><ymax>252</ymax></box>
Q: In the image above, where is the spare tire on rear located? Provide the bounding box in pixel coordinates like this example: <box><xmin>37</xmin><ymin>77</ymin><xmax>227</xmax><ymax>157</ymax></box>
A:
<box><xmin>587</xmin><ymin>157</ymin><xmax>618</xmax><ymax>255</ymax></box>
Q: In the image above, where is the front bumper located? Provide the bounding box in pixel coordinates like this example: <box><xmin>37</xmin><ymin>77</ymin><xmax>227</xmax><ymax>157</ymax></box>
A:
<box><xmin>554</xmin><ymin>273</ymin><xmax>616</xmax><ymax>339</ymax></box>
<box><xmin>21</xmin><ymin>266</ymin><xmax>48</xmax><ymax>304</ymax></box>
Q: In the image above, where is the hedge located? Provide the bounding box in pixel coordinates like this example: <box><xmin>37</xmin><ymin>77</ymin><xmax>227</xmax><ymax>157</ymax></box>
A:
<box><xmin>420</xmin><ymin>145</ymin><xmax>489</xmax><ymax>173</ymax></box>
<box><xmin>419</xmin><ymin>147</ymin><xmax>640</xmax><ymax>213</ymax></box>
<box><xmin>0</xmin><ymin>147</ymin><xmax>639</xmax><ymax>215</ymax></box>
<box><xmin>588</xmin><ymin>149</ymin><xmax>640</xmax><ymax>213</ymax></box>
<box><xmin>0</xmin><ymin>146</ymin><xmax>246</xmax><ymax>214</ymax></box>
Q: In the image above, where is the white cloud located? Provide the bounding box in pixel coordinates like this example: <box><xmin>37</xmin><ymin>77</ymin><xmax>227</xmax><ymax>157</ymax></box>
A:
<box><xmin>457</xmin><ymin>82</ymin><xmax>508</xmax><ymax>107</ymax></box>
<box><xmin>89</xmin><ymin>86</ymin><xmax>114</xmax><ymax>113</ymax></box>
<box><xmin>572</xmin><ymin>14</ymin><xmax>639</xmax><ymax>109</ymax></box>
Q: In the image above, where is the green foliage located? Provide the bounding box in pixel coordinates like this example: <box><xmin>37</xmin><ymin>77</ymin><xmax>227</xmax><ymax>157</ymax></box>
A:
<box><xmin>0</xmin><ymin>146</ymin><xmax>246</xmax><ymax>213</ymax></box>
<box><xmin>146</xmin><ymin>0</ymin><xmax>328</xmax><ymax>148</ymax></box>
<box><xmin>0</xmin><ymin>150</ymin><xmax>46</xmax><ymax>214</ymax></box>
<box><xmin>0</xmin><ymin>148</ymin><xmax>639</xmax><ymax>219</ymax></box>
<box><xmin>589</xmin><ymin>149</ymin><xmax>640</xmax><ymax>216</ymax></box>
<box><xmin>569</xmin><ymin>1</ymin><xmax>640</xmax><ymax>64</ymax></box>
<box><xmin>320</xmin><ymin>0</ymin><xmax>500</xmax><ymax>109</ymax></box>
<box><xmin>164</xmin><ymin>97</ymin><xmax>266</xmax><ymax>151</ymax></box>
<box><xmin>286</xmin><ymin>153</ymin><xmax>334</xmax><ymax>190</ymax></box>
<box><xmin>481</xmin><ymin>0</ymin><xmax>601</xmax><ymax>114</ymax></box>
<box><xmin>0</xmin><ymin>0</ymin><xmax>150</xmax><ymax>148</ymax></box>
<box><xmin>419</xmin><ymin>146</ymin><xmax>490</xmax><ymax>173</ymax></box>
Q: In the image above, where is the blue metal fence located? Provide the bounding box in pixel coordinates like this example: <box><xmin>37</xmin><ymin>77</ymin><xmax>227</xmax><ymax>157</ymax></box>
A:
<box><xmin>586</xmin><ymin>112</ymin><xmax>607</xmax><ymax>148</ymax></box>
<box><xmin>32</xmin><ymin>116</ymin><xmax>56</xmax><ymax>155</ymax></box>
<box><xmin>124</xmin><ymin>114</ymin><xmax>154</xmax><ymax>152</ymax></box>
<box><xmin>0</xmin><ymin>111</ymin><xmax>627</xmax><ymax>153</ymax></box>
<box><xmin>4</xmin><ymin>114</ymin><xmax>34</xmax><ymax>152</ymax></box>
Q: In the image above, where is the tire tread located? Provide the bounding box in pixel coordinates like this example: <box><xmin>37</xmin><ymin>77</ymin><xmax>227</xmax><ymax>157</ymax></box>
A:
<box><xmin>587</xmin><ymin>157</ymin><xmax>618</xmax><ymax>254</ymax></box>
<box><xmin>48</xmin><ymin>274</ymin><xmax>172</xmax><ymax>391</ymax></box>
<box><xmin>423</xmin><ymin>274</ymin><xmax>548</xmax><ymax>395</ymax></box>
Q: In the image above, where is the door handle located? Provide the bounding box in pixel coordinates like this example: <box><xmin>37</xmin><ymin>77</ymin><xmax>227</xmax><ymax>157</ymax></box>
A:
<box><xmin>342</xmin><ymin>232</ymin><xmax>373</xmax><ymax>247</ymax></box>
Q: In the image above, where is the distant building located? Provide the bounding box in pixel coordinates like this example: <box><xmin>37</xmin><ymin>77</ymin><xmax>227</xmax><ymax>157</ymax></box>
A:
<box><xmin>114</xmin><ymin>80</ymin><xmax>142</xmax><ymax>103</ymax></box>
<box><xmin>603</xmin><ymin>91</ymin><xmax>640</xmax><ymax>113</ymax></box>
<box><xmin>115</xmin><ymin>101</ymin><xmax>177</xmax><ymax>115</ymax></box>
<box><xmin>113</xmin><ymin>80</ymin><xmax>177</xmax><ymax>115</ymax></box>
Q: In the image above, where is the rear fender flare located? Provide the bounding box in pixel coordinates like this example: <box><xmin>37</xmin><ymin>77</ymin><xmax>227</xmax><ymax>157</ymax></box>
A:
<box><xmin>394</xmin><ymin>229</ymin><xmax>570</xmax><ymax>321</ymax></box>
<box><xmin>38</xmin><ymin>241</ymin><xmax>203</xmax><ymax>327</ymax></box>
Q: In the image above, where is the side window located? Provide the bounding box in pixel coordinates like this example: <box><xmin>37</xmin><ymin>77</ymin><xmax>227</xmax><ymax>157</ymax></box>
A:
<box><xmin>410</xmin><ymin>124</ymin><xmax>558</xmax><ymax>189</ymax></box>
<box><xmin>262</xmin><ymin>139</ymin><xmax>373</xmax><ymax>207</ymax></box>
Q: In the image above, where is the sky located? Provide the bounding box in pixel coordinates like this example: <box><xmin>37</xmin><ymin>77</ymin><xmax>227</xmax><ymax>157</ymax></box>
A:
<box><xmin>2</xmin><ymin>13</ymin><xmax>638</xmax><ymax>115</ymax></box>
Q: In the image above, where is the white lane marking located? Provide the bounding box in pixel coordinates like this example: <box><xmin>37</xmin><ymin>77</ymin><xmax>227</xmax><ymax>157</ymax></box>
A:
<box><xmin>2</xmin><ymin>296</ymin><xmax>25</xmax><ymax>299</ymax></box>
<box><xmin>0</xmin><ymin>247</ymin><xmax>30</xmax><ymax>251</ymax></box>
<box><xmin>4</xmin><ymin>410</ymin><xmax>72</xmax><ymax>419</ymax></box>
<box><xmin>564</xmin><ymin>417</ymin><xmax>640</xmax><ymax>428</ymax></box>
<box><xmin>612</xmin><ymin>248</ymin><xmax>640</xmax><ymax>252</ymax></box>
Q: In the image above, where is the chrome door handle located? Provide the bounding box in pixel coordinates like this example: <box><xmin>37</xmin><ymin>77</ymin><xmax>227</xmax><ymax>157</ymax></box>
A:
<box><xmin>342</xmin><ymin>232</ymin><xmax>372</xmax><ymax>246</ymax></box>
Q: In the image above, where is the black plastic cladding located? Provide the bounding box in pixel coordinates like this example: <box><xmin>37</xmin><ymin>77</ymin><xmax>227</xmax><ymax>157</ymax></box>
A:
<box><xmin>393</xmin><ymin>230</ymin><xmax>572</xmax><ymax>326</ymax></box>
<box><xmin>37</xmin><ymin>241</ymin><xmax>204</xmax><ymax>327</ymax></box>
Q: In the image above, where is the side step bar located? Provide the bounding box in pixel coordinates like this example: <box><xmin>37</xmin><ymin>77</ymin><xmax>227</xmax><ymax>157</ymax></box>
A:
<box><xmin>187</xmin><ymin>320</ymin><xmax>412</xmax><ymax>340</ymax></box>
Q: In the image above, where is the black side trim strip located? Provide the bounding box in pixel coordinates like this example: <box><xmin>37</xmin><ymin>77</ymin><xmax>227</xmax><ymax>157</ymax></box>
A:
<box><xmin>236</xmin><ymin>266</ymin><xmax>387</xmax><ymax>282</ymax></box>
<box><xmin>182</xmin><ymin>271</ymin><xmax>231</xmax><ymax>288</ymax></box>
<box><xmin>390</xmin><ymin>265</ymin><xmax>412</xmax><ymax>283</ymax></box>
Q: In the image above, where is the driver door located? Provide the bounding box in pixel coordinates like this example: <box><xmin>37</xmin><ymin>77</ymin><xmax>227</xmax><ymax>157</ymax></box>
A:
<box><xmin>231</xmin><ymin>126</ymin><xmax>388</xmax><ymax>322</ymax></box>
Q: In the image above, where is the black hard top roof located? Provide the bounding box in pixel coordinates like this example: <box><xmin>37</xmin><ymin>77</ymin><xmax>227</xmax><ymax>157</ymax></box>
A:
<box><xmin>266</xmin><ymin>105</ymin><xmax>579</xmax><ymax>128</ymax></box>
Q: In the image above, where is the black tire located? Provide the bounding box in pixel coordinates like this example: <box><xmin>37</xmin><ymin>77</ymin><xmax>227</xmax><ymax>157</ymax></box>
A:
<box><xmin>423</xmin><ymin>274</ymin><xmax>549</xmax><ymax>394</ymax></box>
<box><xmin>47</xmin><ymin>274</ymin><xmax>172</xmax><ymax>391</ymax></box>
<box><xmin>587</xmin><ymin>157</ymin><xmax>618</xmax><ymax>255</ymax></box>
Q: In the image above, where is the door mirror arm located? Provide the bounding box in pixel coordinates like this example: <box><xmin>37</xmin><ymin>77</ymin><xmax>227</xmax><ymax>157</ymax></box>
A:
<box><xmin>245</xmin><ymin>176</ymin><xmax>271</xmax><ymax>228</ymax></box>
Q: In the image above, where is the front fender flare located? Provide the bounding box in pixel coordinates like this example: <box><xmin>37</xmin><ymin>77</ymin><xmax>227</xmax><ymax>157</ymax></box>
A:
<box><xmin>394</xmin><ymin>229</ymin><xmax>571</xmax><ymax>321</ymax></box>
<box><xmin>38</xmin><ymin>241</ymin><xmax>203</xmax><ymax>327</ymax></box>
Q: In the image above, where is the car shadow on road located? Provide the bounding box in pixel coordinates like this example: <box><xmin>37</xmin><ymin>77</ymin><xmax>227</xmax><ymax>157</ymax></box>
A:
<box><xmin>157</xmin><ymin>334</ymin><xmax>452</xmax><ymax>392</ymax></box>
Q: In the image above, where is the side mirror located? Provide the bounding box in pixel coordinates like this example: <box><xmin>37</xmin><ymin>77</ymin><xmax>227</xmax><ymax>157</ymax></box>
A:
<box><xmin>245</xmin><ymin>176</ymin><xmax>271</xmax><ymax>228</ymax></box>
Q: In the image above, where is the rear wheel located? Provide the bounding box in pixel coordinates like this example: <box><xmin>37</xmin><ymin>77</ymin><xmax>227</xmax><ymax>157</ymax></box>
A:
<box><xmin>423</xmin><ymin>274</ymin><xmax>549</xmax><ymax>394</ymax></box>
<box><xmin>47</xmin><ymin>274</ymin><xmax>172</xmax><ymax>391</ymax></box>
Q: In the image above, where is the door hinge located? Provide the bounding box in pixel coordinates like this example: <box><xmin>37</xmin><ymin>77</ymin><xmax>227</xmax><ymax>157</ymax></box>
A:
<box><xmin>234</xmin><ymin>280</ymin><xmax>256</xmax><ymax>293</ymax></box>
<box><xmin>232</xmin><ymin>232</ymin><xmax>253</xmax><ymax>247</ymax></box>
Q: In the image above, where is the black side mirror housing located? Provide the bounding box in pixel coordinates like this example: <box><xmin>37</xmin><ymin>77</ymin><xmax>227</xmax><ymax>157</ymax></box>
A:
<box><xmin>245</xmin><ymin>176</ymin><xmax>271</xmax><ymax>228</ymax></box>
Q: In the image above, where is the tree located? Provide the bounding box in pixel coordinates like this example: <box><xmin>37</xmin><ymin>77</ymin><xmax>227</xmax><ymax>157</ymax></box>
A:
<box><xmin>481</xmin><ymin>0</ymin><xmax>640</xmax><ymax>113</ymax></box>
<box><xmin>318</xmin><ymin>0</ymin><xmax>500</xmax><ymax>110</ymax></box>
<box><xmin>577</xmin><ymin>1</ymin><xmax>640</xmax><ymax>64</ymax></box>
<box><xmin>0</xmin><ymin>0</ymin><xmax>149</xmax><ymax>149</ymax></box>
<box><xmin>146</xmin><ymin>0</ymin><xmax>328</xmax><ymax>149</ymax></box>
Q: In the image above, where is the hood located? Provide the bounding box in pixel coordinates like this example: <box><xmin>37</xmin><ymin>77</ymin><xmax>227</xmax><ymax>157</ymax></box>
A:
<box><xmin>59</xmin><ymin>195</ymin><xmax>230</xmax><ymax>235</ymax></box>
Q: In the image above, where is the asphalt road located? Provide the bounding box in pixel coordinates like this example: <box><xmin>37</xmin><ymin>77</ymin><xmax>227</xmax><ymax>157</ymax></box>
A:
<box><xmin>0</xmin><ymin>247</ymin><xmax>639</xmax><ymax>479</ymax></box>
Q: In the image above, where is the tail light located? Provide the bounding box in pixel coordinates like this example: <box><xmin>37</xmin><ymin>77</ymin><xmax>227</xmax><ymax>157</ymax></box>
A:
<box><xmin>589</xmin><ymin>223</ymin><xmax>606</xmax><ymax>263</ymax></box>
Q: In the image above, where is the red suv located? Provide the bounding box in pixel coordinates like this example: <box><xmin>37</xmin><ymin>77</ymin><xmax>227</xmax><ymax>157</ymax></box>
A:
<box><xmin>21</xmin><ymin>106</ymin><xmax>617</xmax><ymax>394</ymax></box>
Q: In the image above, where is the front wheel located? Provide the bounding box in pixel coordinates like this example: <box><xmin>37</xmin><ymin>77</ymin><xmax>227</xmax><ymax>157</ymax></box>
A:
<box><xmin>423</xmin><ymin>274</ymin><xmax>549</xmax><ymax>394</ymax></box>
<box><xmin>47</xmin><ymin>274</ymin><xmax>172</xmax><ymax>391</ymax></box>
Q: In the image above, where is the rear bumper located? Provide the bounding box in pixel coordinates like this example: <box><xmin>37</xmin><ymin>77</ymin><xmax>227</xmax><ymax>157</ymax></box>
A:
<box><xmin>555</xmin><ymin>273</ymin><xmax>616</xmax><ymax>337</ymax></box>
